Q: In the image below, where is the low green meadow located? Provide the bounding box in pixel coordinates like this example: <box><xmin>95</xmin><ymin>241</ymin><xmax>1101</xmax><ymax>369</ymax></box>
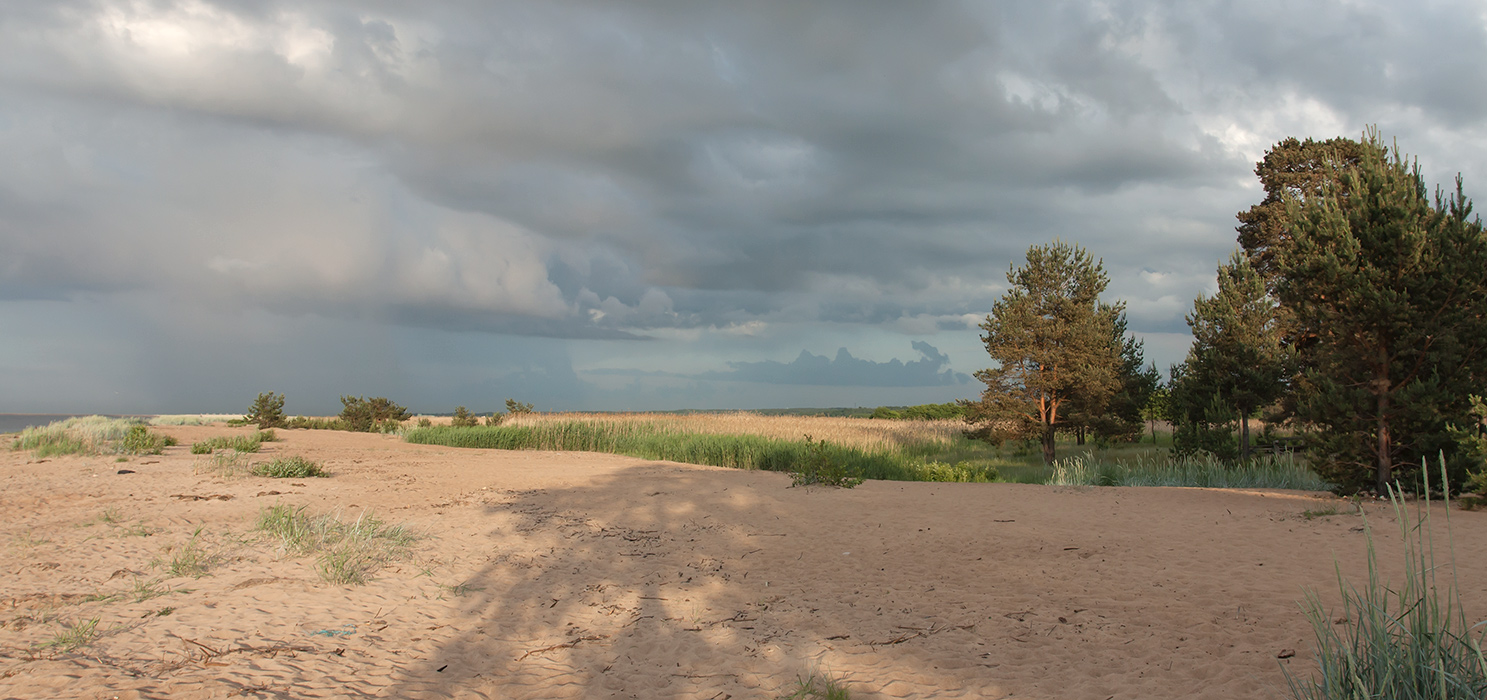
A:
<box><xmin>404</xmin><ymin>418</ymin><xmax>1326</xmax><ymax>490</ymax></box>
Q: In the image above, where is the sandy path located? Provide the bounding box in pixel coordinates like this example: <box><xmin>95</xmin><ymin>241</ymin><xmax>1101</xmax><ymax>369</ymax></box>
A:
<box><xmin>2</xmin><ymin>426</ymin><xmax>1484</xmax><ymax>699</ymax></box>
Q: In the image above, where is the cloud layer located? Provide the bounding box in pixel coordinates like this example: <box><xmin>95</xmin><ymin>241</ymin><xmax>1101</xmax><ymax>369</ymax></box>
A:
<box><xmin>2</xmin><ymin>1</ymin><xmax>1486</xmax><ymax>410</ymax></box>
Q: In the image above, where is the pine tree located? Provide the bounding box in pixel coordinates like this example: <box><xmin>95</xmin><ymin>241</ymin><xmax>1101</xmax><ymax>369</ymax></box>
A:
<box><xmin>1278</xmin><ymin>130</ymin><xmax>1487</xmax><ymax>492</ymax></box>
<box><xmin>1171</xmin><ymin>252</ymin><xmax>1289</xmax><ymax>459</ymax></box>
<box><xmin>1237</xmin><ymin>136</ymin><xmax>1368</xmax><ymax>285</ymax></box>
<box><xmin>964</xmin><ymin>242</ymin><xmax>1125</xmax><ymax>463</ymax></box>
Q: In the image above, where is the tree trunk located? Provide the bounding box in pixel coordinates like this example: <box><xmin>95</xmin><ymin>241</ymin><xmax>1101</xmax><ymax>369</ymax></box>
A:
<box><xmin>1042</xmin><ymin>425</ymin><xmax>1057</xmax><ymax>464</ymax></box>
<box><xmin>1149</xmin><ymin>419</ymin><xmax>1156</xmax><ymax>445</ymax></box>
<box><xmin>1076</xmin><ymin>426</ymin><xmax>1085</xmax><ymax>446</ymax></box>
<box><xmin>1376</xmin><ymin>387</ymin><xmax>1392</xmax><ymax>494</ymax></box>
<box><xmin>1240</xmin><ymin>412</ymin><xmax>1250</xmax><ymax>461</ymax></box>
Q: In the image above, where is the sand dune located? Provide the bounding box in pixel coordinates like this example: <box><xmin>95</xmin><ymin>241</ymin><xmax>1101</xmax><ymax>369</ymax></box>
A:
<box><xmin>2</xmin><ymin>425</ymin><xmax>1484</xmax><ymax>699</ymax></box>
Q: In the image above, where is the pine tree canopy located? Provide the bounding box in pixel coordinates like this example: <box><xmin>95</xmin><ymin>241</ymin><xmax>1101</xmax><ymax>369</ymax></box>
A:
<box><xmin>965</xmin><ymin>242</ymin><xmax>1133</xmax><ymax>464</ymax></box>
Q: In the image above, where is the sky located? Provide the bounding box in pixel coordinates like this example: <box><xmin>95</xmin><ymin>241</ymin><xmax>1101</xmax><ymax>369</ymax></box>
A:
<box><xmin>3</xmin><ymin>1</ymin><xmax>1487</xmax><ymax>415</ymax></box>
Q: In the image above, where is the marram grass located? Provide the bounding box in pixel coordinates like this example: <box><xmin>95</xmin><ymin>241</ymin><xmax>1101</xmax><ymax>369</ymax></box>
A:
<box><xmin>1285</xmin><ymin>460</ymin><xmax>1487</xmax><ymax>700</ymax></box>
<box><xmin>403</xmin><ymin>422</ymin><xmax>997</xmax><ymax>483</ymax></box>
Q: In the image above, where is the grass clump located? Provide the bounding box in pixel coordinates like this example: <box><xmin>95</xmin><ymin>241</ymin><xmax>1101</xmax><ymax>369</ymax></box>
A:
<box><xmin>189</xmin><ymin>431</ymin><xmax>271</xmax><ymax>454</ymax></box>
<box><xmin>780</xmin><ymin>670</ymin><xmax>852</xmax><ymax>700</ymax></box>
<box><xmin>255</xmin><ymin>505</ymin><xmax>415</xmax><ymax>585</ymax></box>
<box><xmin>42</xmin><ymin>617</ymin><xmax>101</xmax><ymax>652</ymax></box>
<box><xmin>1046</xmin><ymin>452</ymin><xmax>1330</xmax><ymax>490</ymax></box>
<box><xmin>121</xmin><ymin>424</ymin><xmax>176</xmax><ymax>455</ymax></box>
<box><xmin>251</xmin><ymin>456</ymin><xmax>327</xmax><ymax>478</ymax></box>
<box><xmin>161</xmin><ymin>528</ymin><xmax>219</xmax><ymax>578</ymax></box>
<box><xmin>11</xmin><ymin>416</ymin><xmax>153</xmax><ymax>457</ymax></box>
<box><xmin>195</xmin><ymin>450</ymin><xmax>252</xmax><ymax>478</ymax></box>
<box><xmin>1285</xmin><ymin>460</ymin><xmax>1487</xmax><ymax>699</ymax></box>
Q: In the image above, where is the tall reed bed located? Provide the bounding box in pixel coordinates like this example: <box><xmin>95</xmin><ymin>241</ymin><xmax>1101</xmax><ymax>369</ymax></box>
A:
<box><xmin>499</xmin><ymin>411</ymin><xmax>966</xmax><ymax>452</ymax></box>
<box><xmin>1046</xmin><ymin>452</ymin><xmax>1330</xmax><ymax>491</ymax></box>
<box><xmin>404</xmin><ymin>422</ymin><xmax>996</xmax><ymax>483</ymax></box>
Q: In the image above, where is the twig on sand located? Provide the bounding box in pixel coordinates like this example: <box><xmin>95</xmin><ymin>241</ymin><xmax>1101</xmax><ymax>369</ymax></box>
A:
<box><xmin>869</xmin><ymin>622</ymin><xmax>973</xmax><ymax>647</ymax></box>
<box><xmin>517</xmin><ymin>634</ymin><xmax>609</xmax><ymax>661</ymax></box>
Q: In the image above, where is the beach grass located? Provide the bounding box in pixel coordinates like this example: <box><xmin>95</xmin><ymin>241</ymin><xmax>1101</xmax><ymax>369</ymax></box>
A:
<box><xmin>195</xmin><ymin>450</ymin><xmax>253</xmax><ymax>478</ymax></box>
<box><xmin>251</xmin><ymin>455</ymin><xmax>327</xmax><ymax>478</ymax></box>
<box><xmin>11</xmin><ymin>416</ymin><xmax>157</xmax><ymax>457</ymax></box>
<box><xmin>255</xmin><ymin>505</ymin><xmax>415</xmax><ymax>585</ymax></box>
<box><xmin>781</xmin><ymin>670</ymin><xmax>853</xmax><ymax>700</ymax></box>
<box><xmin>189</xmin><ymin>430</ymin><xmax>274</xmax><ymax>454</ymax></box>
<box><xmin>41</xmin><ymin>617</ymin><xmax>101</xmax><ymax>652</ymax></box>
<box><xmin>1285</xmin><ymin>461</ymin><xmax>1487</xmax><ymax>699</ymax></box>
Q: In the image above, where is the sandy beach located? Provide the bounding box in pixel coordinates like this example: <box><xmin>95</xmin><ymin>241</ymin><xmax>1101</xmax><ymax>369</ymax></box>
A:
<box><xmin>2</xmin><ymin>425</ymin><xmax>1484</xmax><ymax>699</ymax></box>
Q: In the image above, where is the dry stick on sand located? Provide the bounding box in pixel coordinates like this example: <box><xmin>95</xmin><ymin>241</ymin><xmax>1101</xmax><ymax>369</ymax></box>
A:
<box><xmin>517</xmin><ymin>634</ymin><xmax>610</xmax><ymax>661</ymax></box>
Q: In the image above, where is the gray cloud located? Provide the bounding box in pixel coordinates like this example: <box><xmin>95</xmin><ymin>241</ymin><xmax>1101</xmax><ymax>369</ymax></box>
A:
<box><xmin>699</xmin><ymin>341</ymin><xmax>970</xmax><ymax>387</ymax></box>
<box><xmin>1</xmin><ymin>1</ymin><xmax>1485</xmax><ymax>410</ymax></box>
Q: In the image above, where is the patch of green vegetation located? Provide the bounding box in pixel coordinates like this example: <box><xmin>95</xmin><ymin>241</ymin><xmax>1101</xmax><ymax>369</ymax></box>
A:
<box><xmin>195</xmin><ymin>450</ymin><xmax>252</xmax><ymax>478</ymax></box>
<box><xmin>1286</xmin><ymin>463</ymin><xmax>1487</xmax><ymax>699</ymax></box>
<box><xmin>41</xmin><ymin>617</ymin><xmax>101</xmax><ymax>652</ymax></box>
<box><xmin>1302</xmin><ymin>506</ymin><xmax>1346</xmax><ymax>520</ymax></box>
<box><xmin>790</xmin><ymin>436</ymin><xmax>864</xmax><ymax>488</ymax></box>
<box><xmin>780</xmin><ymin>670</ymin><xmax>853</xmax><ymax>700</ymax></box>
<box><xmin>251</xmin><ymin>456</ymin><xmax>327</xmax><ymax>479</ymax></box>
<box><xmin>121</xmin><ymin>424</ymin><xmax>176</xmax><ymax>455</ymax></box>
<box><xmin>405</xmin><ymin>423</ymin><xmax>998</xmax><ymax>483</ymax></box>
<box><xmin>160</xmin><ymin>528</ymin><xmax>219</xmax><ymax>578</ymax></box>
<box><xmin>190</xmin><ymin>431</ymin><xmax>271</xmax><ymax>454</ymax></box>
<box><xmin>255</xmin><ymin>505</ymin><xmax>415</xmax><ymax>585</ymax></box>
<box><xmin>1045</xmin><ymin>452</ymin><xmax>1330</xmax><ymax>491</ymax></box>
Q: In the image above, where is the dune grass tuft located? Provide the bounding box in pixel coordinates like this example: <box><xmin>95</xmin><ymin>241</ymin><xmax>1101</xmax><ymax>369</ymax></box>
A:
<box><xmin>780</xmin><ymin>670</ymin><xmax>852</xmax><ymax>700</ymax></box>
<box><xmin>189</xmin><ymin>431</ymin><xmax>273</xmax><ymax>455</ymax></box>
<box><xmin>42</xmin><ymin>617</ymin><xmax>102</xmax><ymax>652</ymax></box>
<box><xmin>11</xmin><ymin>416</ymin><xmax>172</xmax><ymax>457</ymax></box>
<box><xmin>255</xmin><ymin>505</ymin><xmax>415</xmax><ymax>585</ymax></box>
<box><xmin>251</xmin><ymin>456</ymin><xmax>327</xmax><ymax>478</ymax></box>
<box><xmin>1285</xmin><ymin>460</ymin><xmax>1487</xmax><ymax>699</ymax></box>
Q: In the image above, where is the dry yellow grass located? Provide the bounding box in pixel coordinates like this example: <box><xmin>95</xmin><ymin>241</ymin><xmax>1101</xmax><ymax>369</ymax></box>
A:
<box><xmin>500</xmin><ymin>412</ymin><xmax>965</xmax><ymax>452</ymax></box>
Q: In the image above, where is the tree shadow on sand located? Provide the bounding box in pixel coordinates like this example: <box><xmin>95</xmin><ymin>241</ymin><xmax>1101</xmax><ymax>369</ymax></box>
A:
<box><xmin>376</xmin><ymin>463</ymin><xmax>997</xmax><ymax>699</ymax></box>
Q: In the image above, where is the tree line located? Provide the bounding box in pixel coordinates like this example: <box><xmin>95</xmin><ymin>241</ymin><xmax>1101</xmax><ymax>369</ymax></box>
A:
<box><xmin>964</xmin><ymin>129</ymin><xmax>1487</xmax><ymax>494</ymax></box>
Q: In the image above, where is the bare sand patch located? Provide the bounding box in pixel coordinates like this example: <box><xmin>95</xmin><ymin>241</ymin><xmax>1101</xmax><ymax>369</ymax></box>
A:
<box><xmin>1</xmin><ymin>426</ymin><xmax>1483</xmax><ymax>699</ymax></box>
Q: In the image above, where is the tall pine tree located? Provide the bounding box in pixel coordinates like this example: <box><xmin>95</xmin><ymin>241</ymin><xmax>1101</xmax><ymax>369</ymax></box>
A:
<box><xmin>964</xmin><ymin>242</ymin><xmax>1127</xmax><ymax>464</ymax></box>
<box><xmin>1279</xmin><ymin>130</ymin><xmax>1487</xmax><ymax>492</ymax></box>
<box><xmin>1171</xmin><ymin>252</ymin><xmax>1290</xmax><ymax>459</ymax></box>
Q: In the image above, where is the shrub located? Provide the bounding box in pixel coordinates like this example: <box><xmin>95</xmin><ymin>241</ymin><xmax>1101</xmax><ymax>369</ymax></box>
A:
<box><xmin>790</xmin><ymin>436</ymin><xmax>864</xmax><ymax>488</ymax></box>
<box><xmin>417</xmin><ymin>417</ymin><xmax>433</xmax><ymax>428</ymax></box>
<box><xmin>451</xmin><ymin>406</ymin><xmax>479</xmax><ymax>428</ymax></box>
<box><xmin>286</xmin><ymin>416</ymin><xmax>346</xmax><ymax>430</ymax></box>
<box><xmin>245</xmin><ymin>392</ymin><xmax>287</xmax><ymax>429</ymax></box>
<box><xmin>340</xmin><ymin>396</ymin><xmax>409</xmax><ymax>432</ymax></box>
<box><xmin>251</xmin><ymin>456</ymin><xmax>327</xmax><ymax>478</ymax></box>
<box><xmin>505</xmin><ymin>398</ymin><xmax>534</xmax><ymax>415</ymax></box>
<box><xmin>121</xmin><ymin>425</ymin><xmax>174</xmax><ymax>455</ymax></box>
<box><xmin>1285</xmin><ymin>462</ymin><xmax>1487</xmax><ymax>699</ymax></box>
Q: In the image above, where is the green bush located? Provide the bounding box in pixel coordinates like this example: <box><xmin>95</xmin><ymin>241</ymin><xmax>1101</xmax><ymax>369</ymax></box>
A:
<box><xmin>505</xmin><ymin>398</ymin><xmax>534</xmax><ymax>415</ymax></box>
<box><xmin>245</xmin><ymin>392</ymin><xmax>287</xmax><ymax>429</ymax></box>
<box><xmin>1285</xmin><ymin>462</ymin><xmax>1487</xmax><ymax>699</ymax></box>
<box><xmin>286</xmin><ymin>416</ymin><xmax>346</xmax><ymax>430</ymax></box>
<box><xmin>789</xmin><ymin>436</ymin><xmax>864</xmax><ymax>488</ymax></box>
<box><xmin>121</xmin><ymin>425</ymin><xmax>174</xmax><ymax>455</ymax></box>
<box><xmin>450</xmin><ymin>406</ymin><xmax>479</xmax><ymax>428</ymax></box>
<box><xmin>251</xmin><ymin>456</ymin><xmax>327</xmax><ymax>478</ymax></box>
<box><xmin>339</xmin><ymin>396</ymin><xmax>409</xmax><ymax>432</ymax></box>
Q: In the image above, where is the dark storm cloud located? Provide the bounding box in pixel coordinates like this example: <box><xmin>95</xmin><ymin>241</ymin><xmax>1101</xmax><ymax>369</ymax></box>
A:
<box><xmin>2</xmin><ymin>1</ymin><xmax>1486</xmax><ymax>410</ymax></box>
<box><xmin>699</xmin><ymin>341</ymin><xmax>970</xmax><ymax>387</ymax></box>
